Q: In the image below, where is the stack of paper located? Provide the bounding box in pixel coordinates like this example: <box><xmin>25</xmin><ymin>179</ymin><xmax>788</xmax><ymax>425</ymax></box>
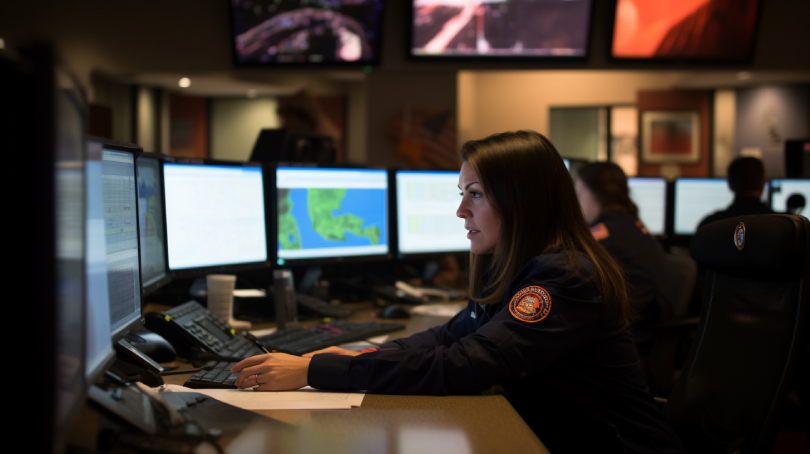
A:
<box><xmin>160</xmin><ymin>384</ymin><xmax>364</xmax><ymax>410</ymax></box>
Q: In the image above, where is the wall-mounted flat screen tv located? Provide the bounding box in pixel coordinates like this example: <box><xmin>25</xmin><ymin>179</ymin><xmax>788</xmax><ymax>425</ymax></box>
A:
<box><xmin>230</xmin><ymin>0</ymin><xmax>385</xmax><ymax>66</ymax></box>
<box><xmin>611</xmin><ymin>0</ymin><xmax>761</xmax><ymax>61</ymax></box>
<box><xmin>411</xmin><ymin>0</ymin><xmax>593</xmax><ymax>58</ymax></box>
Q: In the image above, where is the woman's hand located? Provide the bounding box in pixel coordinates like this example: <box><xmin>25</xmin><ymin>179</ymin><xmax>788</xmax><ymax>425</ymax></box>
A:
<box><xmin>231</xmin><ymin>353</ymin><xmax>311</xmax><ymax>391</ymax></box>
<box><xmin>301</xmin><ymin>346</ymin><xmax>364</xmax><ymax>358</ymax></box>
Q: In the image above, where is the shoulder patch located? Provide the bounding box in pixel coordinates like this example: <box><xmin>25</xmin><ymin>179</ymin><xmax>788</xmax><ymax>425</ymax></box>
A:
<box><xmin>590</xmin><ymin>222</ymin><xmax>610</xmax><ymax>241</ymax></box>
<box><xmin>508</xmin><ymin>286</ymin><xmax>552</xmax><ymax>323</ymax></box>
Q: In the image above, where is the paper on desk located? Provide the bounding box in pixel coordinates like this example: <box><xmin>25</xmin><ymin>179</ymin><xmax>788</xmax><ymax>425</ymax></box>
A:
<box><xmin>160</xmin><ymin>384</ymin><xmax>364</xmax><ymax>410</ymax></box>
<box><xmin>233</xmin><ymin>289</ymin><xmax>267</xmax><ymax>298</ymax></box>
<box><xmin>249</xmin><ymin>327</ymin><xmax>277</xmax><ymax>337</ymax></box>
<box><xmin>410</xmin><ymin>303</ymin><xmax>466</xmax><ymax>317</ymax></box>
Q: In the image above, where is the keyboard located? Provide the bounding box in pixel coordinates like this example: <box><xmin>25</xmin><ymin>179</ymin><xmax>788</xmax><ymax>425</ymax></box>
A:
<box><xmin>184</xmin><ymin>360</ymin><xmax>240</xmax><ymax>389</ymax></box>
<box><xmin>296</xmin><ymin>292</ymin><xmax>354</xmax><ymax>318</ymax></box>
<box><xmin>256</xmin><ymin>321</ymin><xmax>406</xmax><ymax>356</ymax></box>
<box><xmin>182</xmin><ymin>321</ymin><xmax>405</xmax><ymax>389</ymax></box>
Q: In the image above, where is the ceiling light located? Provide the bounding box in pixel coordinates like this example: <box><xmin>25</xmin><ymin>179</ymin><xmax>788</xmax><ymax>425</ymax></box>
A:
<box><xmin>247</xmin><ymin>89</ymin><xmax>258</xmax><ymax>98</ymax></box>
<box><xmin>736</xmin><ymin>71</ymin><xmax>752</xmax><ymax>81</ymax></box>
<box><xmin>178</xmin><ymin>77</ymin><xmax>191</xmax><ymax>88</ymax></box>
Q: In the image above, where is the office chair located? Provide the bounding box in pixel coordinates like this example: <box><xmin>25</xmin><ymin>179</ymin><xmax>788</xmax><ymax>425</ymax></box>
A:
<box><xmin>663</xmin><ymin>214</ymin><xmax>809</xmax><ymax>454</ymax></box>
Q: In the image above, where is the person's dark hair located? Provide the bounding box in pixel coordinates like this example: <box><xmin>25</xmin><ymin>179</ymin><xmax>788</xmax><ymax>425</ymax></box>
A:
<box><xmin>727</xmin><ymin>157</ymin><xmax>765</xmax><ymax>193</ymax></box>
<box><xmin>461</xmin><ymin>130</ymin><xmax>630</xmax><ymax>322</ymax></box>
<box><xmin>787</xmin><ymin>193</ymin><xmax>806</xmax><ymax>214</ymax></box>
<box><xmin>577</xmin><ymin>162</ymin><xmax>639</xmax><ymax>219</ymax></box>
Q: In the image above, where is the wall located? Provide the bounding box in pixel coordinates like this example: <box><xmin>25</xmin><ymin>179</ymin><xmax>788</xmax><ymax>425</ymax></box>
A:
<box><xmin>210</xmin><ymin>98</ymin><xmax>280</xmax><ymax>162</ymax></box>
<box><xmin>457</xmin><ymin>71</ymin><xmax>688</xmax><ymax>144</ymax></box>
<box><xmin>365</xmin><ymin>71</ymin><xmax>457</xmax><ymax>168</ymax></box>
<box><xmin>735</xmin><ymin>84</ymin><xmax>810</xmax><ymax>178</ymax></box>
<box><xmin>136</xmin><ymin>87</ymin><xmax>160</xmax><ymax>152</ymax></box>
<box><xmin>713</xmin><ymin>90</ymin><xmax>736</xmax><ymax>177</ymax></box>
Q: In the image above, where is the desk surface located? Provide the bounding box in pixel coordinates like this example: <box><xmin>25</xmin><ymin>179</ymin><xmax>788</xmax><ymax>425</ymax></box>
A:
<box><xmin>71</xmin><ymin>301</ymin><xmax>549</xmax><ymax>454</ymax></box>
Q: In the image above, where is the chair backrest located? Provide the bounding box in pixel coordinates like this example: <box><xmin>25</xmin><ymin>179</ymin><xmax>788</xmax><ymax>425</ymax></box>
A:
<box><xmin>661</xmin><ymin>253</ymin><xmax>698</xmax><ymax>320</ymax></box>
<box><xmin>664</xmin><ymin>214</ymin><xmax>809</xmax><ymax>453</ymax></box>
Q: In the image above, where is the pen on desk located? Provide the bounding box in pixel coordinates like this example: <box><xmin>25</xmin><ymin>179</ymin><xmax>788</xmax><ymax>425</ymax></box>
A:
<box><xmin>245</xmin><ymin>333</ymin><xmax>272</xmax><ymax>353</ymax></box>
<box><xmin>249</xmin><ymin>336</ymin><xmax>271</xmax><ymax>354</ymax></box>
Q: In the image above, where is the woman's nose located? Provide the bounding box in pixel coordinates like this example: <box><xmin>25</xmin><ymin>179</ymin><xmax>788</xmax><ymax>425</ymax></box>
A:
<box><xmin>457</xmin><ymin>200</ymin><xmax>470</xmax><ymax>219</ymax></box>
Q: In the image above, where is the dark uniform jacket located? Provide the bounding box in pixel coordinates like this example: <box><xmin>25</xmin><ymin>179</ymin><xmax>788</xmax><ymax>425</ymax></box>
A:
<box><xmin>308</xmin><ymin>253</ymin><xmax>686</xmax><ymax>454</ymax></box>
<box><xmin>589</xmin><ymin>212</ymin><xmax>671</xmax><ymax>347</ymax></box>
<box><xmin>698</xmin><ymin>196</ymin><xmax>774</xmax><ymax>228</ymax></box>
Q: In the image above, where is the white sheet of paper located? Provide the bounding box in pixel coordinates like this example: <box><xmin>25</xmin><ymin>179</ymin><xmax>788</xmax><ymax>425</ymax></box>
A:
<box><xmin>249</xmin><ymin>327</ymin><xmax>277</xmax><ymax>337</ymax></box>
<box><xmin>160</xmin><ymin>384</ymin><xmax>364</xmax><ymax>410</ymax></box>
<box><xmin>233</xmin><ymin>289</ymin><xmax>267</xmax><ymax>297</ymax></box>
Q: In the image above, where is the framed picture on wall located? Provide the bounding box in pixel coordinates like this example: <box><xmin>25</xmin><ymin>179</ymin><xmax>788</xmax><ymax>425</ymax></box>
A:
<box><xmin>640</xmin><ymin>110</ymin><xmax>701</xmax><ymax>164</ymax></box>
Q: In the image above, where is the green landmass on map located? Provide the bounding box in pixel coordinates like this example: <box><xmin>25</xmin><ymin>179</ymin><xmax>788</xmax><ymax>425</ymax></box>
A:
<box><xmin>277</xmin><ymin>189</ymin><xmax>301</xmax><ymax>250</ymax></box>
<box><xmin>308</xmin><ymin>189</ymin><xmax>380</xmax><ymax>245</ymax></box>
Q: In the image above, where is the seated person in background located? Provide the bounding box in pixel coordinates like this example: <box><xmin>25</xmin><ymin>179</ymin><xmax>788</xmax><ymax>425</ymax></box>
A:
<box><xmin>698</xmin><ymin>156</ymin><xmax>774</xmax><ymax>228</ymax></box>
<box><xmin>690</xmin><ymin>157</ymin><xmax>774</xmax><ymax>316</ymax></box>
<box><xmin>574</xmin><ymin>162</ymin><xmax>671</xmax><ymax>360</ymax></box>
<box><xmin>786</xmin><ymin>193</ymin><xmax>806</xmax><ymax>215</ymax></box>
<box><xmin>232</xmin><ymin>130</ymin><xmax>686</xmax><ymax>454</ymax></box>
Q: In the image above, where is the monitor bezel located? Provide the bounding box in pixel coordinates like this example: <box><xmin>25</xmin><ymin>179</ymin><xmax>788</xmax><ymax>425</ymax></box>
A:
<box><xmin>406</xmin><ymin>0</ymin><xmax>595</xmax><ymax>62</ymax></box>
<box><xmin>136</xmin><ymin>151</ymin><xmax>173</xmax><ymax>296</ymax></box>
<box><xmin>626</xmin><ymin>176</ymin><xmax>668</xmax><ymax>237</ymax></box>
<box><xmin>272</xmin><ymin>162</ymin><xmax>394</xmax><ymax>268</ymax></box>
<box><xmin>392</xmin><ymin>169</ymin><xmax>470</xmax><ymax>260</ymax></box>
<box><xmin>163</xmin><ymin>157</ymin><xmax>272</xmax><ymax>278</ymax></box>
<box><xmin>607</xmin><ymin>0</ymin><xmax>763</xmax><ymax>64</ymax></box>
<box><xmin>88</xmin><ymin>137</ymin><xmax>146</xmax><ymax>343</ymax></box>
<box><xmin>228</xmin><ymin>0</ymin><xmax>386</xmax><ymax>68</ymax></box>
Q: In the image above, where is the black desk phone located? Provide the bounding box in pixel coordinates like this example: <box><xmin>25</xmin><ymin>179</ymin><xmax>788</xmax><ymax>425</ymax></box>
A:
<box><xmin>153</xmin><ymin>300</ymin><xmax>263</xmax><ymax>361</ymax></box>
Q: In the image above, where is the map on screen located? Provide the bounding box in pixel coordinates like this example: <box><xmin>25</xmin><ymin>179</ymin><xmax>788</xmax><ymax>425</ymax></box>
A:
<box><xmin>276</xmin><ymin>168</ymin><xmax>388</xmax><ymax>262</ymax></box>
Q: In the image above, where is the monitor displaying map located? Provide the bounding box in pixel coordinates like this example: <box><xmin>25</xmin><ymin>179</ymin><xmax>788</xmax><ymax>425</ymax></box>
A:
<box><xmin>276</xmin><ymin>167</ymin><xmax>388</xmax><ymax>265</ymax></box>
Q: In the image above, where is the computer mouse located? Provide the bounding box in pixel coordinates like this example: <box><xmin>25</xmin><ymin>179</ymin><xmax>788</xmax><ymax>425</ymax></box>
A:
<box><xmin>128</xmin><ymin>328</ymin><xmax>177</xmax><ymax>363</ymax></box>
<box><xmin>380</xmin><ymin>304</ymin><xmax>411</xmax><ymax>319</ymax></box>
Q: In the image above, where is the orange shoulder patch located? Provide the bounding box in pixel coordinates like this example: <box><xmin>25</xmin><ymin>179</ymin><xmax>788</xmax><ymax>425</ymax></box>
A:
<box><xmin>590</xmin><ymin>222</ymin><xmax>610</xmax><ymax>241</ymax></box>
<box><xmin>508</xmin><ymin>286</ymin><xmax>552</xmax><ymax>323</ymax></box>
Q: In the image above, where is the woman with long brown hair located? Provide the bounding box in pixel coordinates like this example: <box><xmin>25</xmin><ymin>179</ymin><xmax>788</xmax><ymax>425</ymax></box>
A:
<box><xmin>231</xmin><ymin>130</ymin><xmax>685</xmax><ymax>454</ymax></box>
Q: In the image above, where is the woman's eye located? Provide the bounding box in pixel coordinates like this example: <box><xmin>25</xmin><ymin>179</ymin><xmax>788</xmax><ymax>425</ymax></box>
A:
<box><xmin>471</xmin><ymin>191</ymin><xmax>481</xmax><ymax>198</ymax></box>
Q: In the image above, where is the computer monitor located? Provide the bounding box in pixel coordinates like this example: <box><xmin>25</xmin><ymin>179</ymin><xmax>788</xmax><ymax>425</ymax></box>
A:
<box><xmin>276</xmin><ymin>166</ymin><xmax>389</xmax><ymax>266</ymax></box>
<box><xmin>10</xmin><ymin>44</ymin><xmax>88</xmax><ymax>454</ymax></box>
<box><xmin>627</xmin><ymin>177</ymin><xmax>667</xmax><ymax>236</ymax></box>
<box><xmin>230</xmin><ymin>0</ymin><xmax>385</xmax><ymax>66</ymax></box>
<box><xmin>770</xmin><ymin>179</ymin><xmax>810</xmax><ymax>215</ymax></box>
<box><xmin>610</xmin><ymin>0</ymin><xmax>760</xmax><ymax>62</ymax></box>
<box><xmin>395</xmin><ymin>170</ymin><xmax>467</xmax><ymax>257</ymax></box>
<box><xmin>673</xmin><ymin>178</ymin><xmax>769</xmax><ymax>235</ymax></box>
<box><xmin>136</xmin><ymin>152</ymin><xmax>171</xmax><ymax>295</ymax></box>
<box><xmin>84</xmin><ymin>142</ymin><xmax>116</xmax><ymax>386</ymax></box>
<box><xmin>410</xmin><ymin>0</ymin><xmax>594</xmax><ymax>59</ymax></box>
<box><xmin>164</xmin><ymin>159</ymin><xmax>269</xmax><ymax>276</ymax></box>
<box><xmin>87</xmin><ymin>139</ymin><xmax>145</xmax><ymax>342</ymax></box>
